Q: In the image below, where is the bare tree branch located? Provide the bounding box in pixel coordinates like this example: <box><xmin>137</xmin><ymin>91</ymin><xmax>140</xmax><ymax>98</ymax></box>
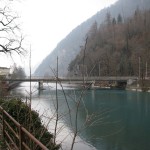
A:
<box><xmin>0</xmin><ymin>4</ymin><xmax>25</xmax><ymax>56</ymax></box>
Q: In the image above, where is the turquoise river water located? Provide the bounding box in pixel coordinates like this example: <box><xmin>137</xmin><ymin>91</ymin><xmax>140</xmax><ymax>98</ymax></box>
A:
<box><xmin>12</xmin><ymin>82</ymin><xmax>150</xmax><ymax>150</ymax></box>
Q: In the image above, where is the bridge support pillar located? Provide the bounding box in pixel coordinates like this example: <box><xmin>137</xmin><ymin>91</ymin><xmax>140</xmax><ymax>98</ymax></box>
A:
<box><xmin>91</xmin><ymin>81</ymin><xmax>95</xmax><ymax>88</ymax></box>
<box><xmin>38</xmin><ymin>81</ymin><xmax>43</xmax><ymax>90</ymax></box>
<box><xmin>127</xmin><ymin>79</ymin><xmax>135</xmax><ymax>85</ymax></box>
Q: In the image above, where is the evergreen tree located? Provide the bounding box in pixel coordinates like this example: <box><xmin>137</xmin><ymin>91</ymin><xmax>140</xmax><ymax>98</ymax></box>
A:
<box><xmin>117</xmin><ymin>13</ymin><xmax>123</xmax><ymax>23</ymax></box>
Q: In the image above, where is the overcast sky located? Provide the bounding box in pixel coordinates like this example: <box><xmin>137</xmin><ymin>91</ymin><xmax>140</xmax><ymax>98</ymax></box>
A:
<box><xmin>0</xmin><ymin>0</ymin><xmax>118</xmax><ymax>74</ymax></box>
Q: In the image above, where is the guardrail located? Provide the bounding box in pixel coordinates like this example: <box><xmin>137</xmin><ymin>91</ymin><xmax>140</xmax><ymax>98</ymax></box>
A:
<box><xmin>0</xmin><ymin>106</ymin><xmax>48</xmax><ymax>150</ymax></box>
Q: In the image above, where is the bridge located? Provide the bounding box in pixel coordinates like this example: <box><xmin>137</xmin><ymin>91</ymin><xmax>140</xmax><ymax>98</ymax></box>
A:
<box><xmin>2</xmin><ymin>76</ymin><xmax>138</xmax><ymax>90</ymax></box>
<box><xmin>4</xmin><ymin>76</ymin><xmax>138</xmax><ymax>82</ymax></box>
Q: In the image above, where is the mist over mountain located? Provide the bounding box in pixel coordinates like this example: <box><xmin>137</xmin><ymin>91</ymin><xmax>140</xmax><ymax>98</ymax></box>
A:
<box><xmin>34</xmin><ymin>0</ymin><xmax>150</xmax><ymax>77</ymax></box>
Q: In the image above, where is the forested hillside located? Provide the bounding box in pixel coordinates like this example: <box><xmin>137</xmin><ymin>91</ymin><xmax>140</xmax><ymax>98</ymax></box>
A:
<box><xmin>68</xmin><ymin>9</ymin><xmax>150</xmax><ymax>77</ymax></box>
<box><xmin>34</xmin><ymin>0</ymin><xmax>150</xmax><ymax>77</ymax></box>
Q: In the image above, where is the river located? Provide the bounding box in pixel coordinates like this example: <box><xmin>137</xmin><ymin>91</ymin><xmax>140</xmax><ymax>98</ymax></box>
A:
<box><xmin>11</xmin><ymin>82</ymin><xmax>150</xmax><ymax>150</ymax></box>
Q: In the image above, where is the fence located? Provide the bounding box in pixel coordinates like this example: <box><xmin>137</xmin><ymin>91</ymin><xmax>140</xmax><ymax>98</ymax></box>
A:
<box><xmin>0</xmin><ymin>106</ymin><xmax>49</xmax><ymax>150</ymax></box>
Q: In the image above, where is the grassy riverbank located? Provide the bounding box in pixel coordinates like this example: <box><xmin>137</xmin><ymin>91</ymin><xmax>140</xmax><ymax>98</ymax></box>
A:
<box><xmin>0</xmin><ymin>98</ymin><xmax>59</xmax><ymax>150</ymax></box>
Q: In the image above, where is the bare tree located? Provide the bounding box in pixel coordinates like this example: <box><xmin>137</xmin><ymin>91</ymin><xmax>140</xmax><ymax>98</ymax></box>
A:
<box><xmin>0</xmin><ymin>2</ymin><xmax>25</xmax><ymax>56</ymax></box>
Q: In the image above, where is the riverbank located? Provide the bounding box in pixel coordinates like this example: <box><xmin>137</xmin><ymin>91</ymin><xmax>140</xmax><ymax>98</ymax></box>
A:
<box><xmin>126</xmin><ymin>79</ymin><xmax>150</xmax><ymax>92</ymax></box>
<box><xmin>0</xmin><ymin>98</ymin><xmax>60</xmax><ymax>150</ymax></box>
<box><xmin>8</xmin><ymin>81</ymin><xmax>22</xmax><ymax>90</ymax></box>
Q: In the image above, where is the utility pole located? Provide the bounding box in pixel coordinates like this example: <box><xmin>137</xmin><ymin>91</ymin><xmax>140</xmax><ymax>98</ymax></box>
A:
<box><xmin>54</xmin><ymin>56</ymin><xmax>58</xmax><ymax>145</ymax></box>
<box><xmin>139</xmin><ymin>57</ymin><xmax>141</xmax><ymax>79</ymax></box>
<box><xmin>83</xmin><ymin>37</ymin><xmax>88</xmax><ymax>85</ymax></box>
<box><xmin>146</xmin><ymin>61</ymin><xmax>147</xmax><ymax>79</ymax></box>
<box><xmin>99</xmin><ymin>62</ymin><xmax>101</xmax><ymax>77</ymax></box>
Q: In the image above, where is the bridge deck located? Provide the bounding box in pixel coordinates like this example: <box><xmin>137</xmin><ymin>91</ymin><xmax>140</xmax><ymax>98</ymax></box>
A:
<box><xmin>2</xmin><ymin>76</ymin><xmax>138</xmax><ymax>83</ymax></box>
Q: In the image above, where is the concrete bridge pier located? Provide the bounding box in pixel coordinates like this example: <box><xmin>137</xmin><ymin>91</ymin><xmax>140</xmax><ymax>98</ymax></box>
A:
<box><xmin>127</xmin><ymin>78</ymin><xmax>136</xmax><ymax>85</ymax></box>
<box><xmin>38</xmin><ymin>81</ymin><xmax>44</xmax><ymax>90</ymax></box>
<box><xmin>91</xmin><ymin>81</ymin><xmax>95</xmax><ymax>88</ymax></box>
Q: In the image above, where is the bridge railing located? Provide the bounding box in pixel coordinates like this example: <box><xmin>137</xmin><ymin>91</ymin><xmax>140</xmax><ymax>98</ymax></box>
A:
<box><xmin>2</xmin><ymin>76</ymin><xmax>139</xmax><ymax>83</ymax></box>
<box><xmin>0</xmin><ymin>106</ymin><xmax>48</xmax><ymax>150</ymax></box>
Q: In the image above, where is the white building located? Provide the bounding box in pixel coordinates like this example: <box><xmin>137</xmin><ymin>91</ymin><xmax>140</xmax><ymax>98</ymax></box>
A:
<box><xmin>0</xmin><ymin>67</ymin><xmax>10</xmax><ymax>77</ymax></box>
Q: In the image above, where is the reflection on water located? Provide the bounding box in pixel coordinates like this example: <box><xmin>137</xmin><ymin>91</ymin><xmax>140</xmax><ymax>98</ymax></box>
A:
<box><xmin>11</xmin><ymin>82</ymin><xmax>150</xmax><ymax>150</ymax></box>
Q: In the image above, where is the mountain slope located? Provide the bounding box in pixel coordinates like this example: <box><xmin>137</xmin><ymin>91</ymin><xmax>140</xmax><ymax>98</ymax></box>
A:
<box><xmin>68</xmin><ymin>8</ymin><xmax>150</xmax><ymax>77</ymax></box>
<box><xmin>34</xmin><ymin>0</ymin><xmax>150</xmax><ymax>77</ymax></box>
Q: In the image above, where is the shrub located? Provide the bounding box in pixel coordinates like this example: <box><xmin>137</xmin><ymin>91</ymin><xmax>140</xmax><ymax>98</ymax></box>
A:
<box><xmin>0</xmin><ymin>98</ymin><xmax>60</xmax><ymax>150</ymax></box>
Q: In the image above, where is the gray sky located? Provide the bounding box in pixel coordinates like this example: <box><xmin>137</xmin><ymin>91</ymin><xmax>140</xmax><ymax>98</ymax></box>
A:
<box><xmin>0</xmin><ymin>0</ymin><xmax>118</xmax><ymax>73</ymax></box>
